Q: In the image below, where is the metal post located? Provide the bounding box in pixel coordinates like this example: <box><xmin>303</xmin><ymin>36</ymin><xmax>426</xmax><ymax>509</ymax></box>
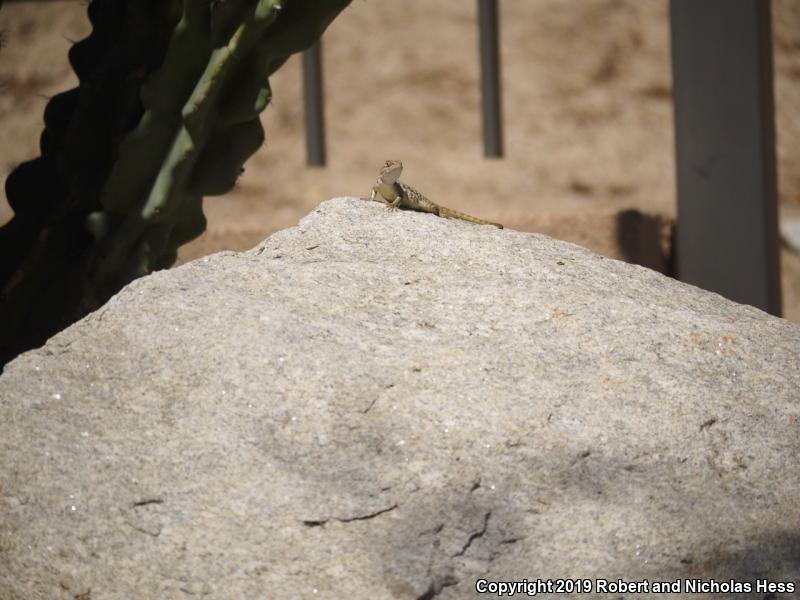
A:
<box><xmin>302</xmin><ymin>40</ymin><xmax>326</xmax><ymax>167</ymax></box>
<box><xmin>670</xmin><ymin>0</ymin><xmax>781</xmax><ymax>315</ymax></box>
<box><xmin>478</xmin><ymin>0</ymin><xmax>503</xmax><ymax>158</ymax></box>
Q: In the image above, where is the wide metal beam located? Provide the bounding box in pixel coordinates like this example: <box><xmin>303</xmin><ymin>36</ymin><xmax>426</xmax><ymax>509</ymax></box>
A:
<box><xmin>670</xmin><ymin>0</ymin><xmax>781</xmax><ymax>315</ymax></box>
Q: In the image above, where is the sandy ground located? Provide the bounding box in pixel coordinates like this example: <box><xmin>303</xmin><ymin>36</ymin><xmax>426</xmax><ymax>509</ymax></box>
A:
<box><xmin>1</xmin><ymin>0</ymin><xmax>799</xmax><ymax>321</ymax></box>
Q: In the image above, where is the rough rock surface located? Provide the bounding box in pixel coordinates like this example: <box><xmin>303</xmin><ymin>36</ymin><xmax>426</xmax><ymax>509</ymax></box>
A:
<box><xmin>1</xmin><ymin>198</ymin><xmax>799</xmax><ymax>599</ymax></box>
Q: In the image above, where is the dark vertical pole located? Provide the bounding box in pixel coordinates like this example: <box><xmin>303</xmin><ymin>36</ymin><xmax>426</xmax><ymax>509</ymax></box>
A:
<box><xmin>478</xmin><ymin>0</ymin><xmax>503</xmax><ymax>157</ymax></box>
<box><xmin>302</xmin><ymin>40</ymin><xmax>326</xmax><ymax>167</ymax></box>
<box><xmin>670</xmin><ymin>0</ymin><xmax>781</xmax><ymax>315</ymax></box>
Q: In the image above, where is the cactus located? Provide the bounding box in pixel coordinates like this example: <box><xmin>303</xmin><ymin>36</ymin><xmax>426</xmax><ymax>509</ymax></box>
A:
<box><xmin>0</xmin><ymin>0</ymin><xmax>351</xmax><ymax>367</ymax></box>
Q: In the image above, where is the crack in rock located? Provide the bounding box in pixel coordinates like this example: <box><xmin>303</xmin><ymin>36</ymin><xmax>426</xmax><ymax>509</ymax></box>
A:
<box><xmin>302</xmin><ymin>503</ymin><xmax>398</xmax><ymax>527</ymax></box>
<box><xmin>343</xmin><ymin>503</ymin><xmax>399</xmax><ymax>522</ymax></box>
<box><xmin>126</xmin><ymin>521</ymin><xmax>162</xmax><ymax>537</ymax></box>
<box><xmin>700</xmin><ymin>417</ymin><xmax>718</xmax><ymax>431</ymax></box>
<box><xmin>302</xmin><ymin>519</ymin><xmax>327</xmax><ymax>528</ymax></box>
<box><xmin>132</xmin><ymin>498</ymin><xmax>164</xmax><ymax>508</ymax></box>
<box><xmin>452</xmin><ymin>511</ymin><xmax>491</xmax><ymax>558</ymax></box>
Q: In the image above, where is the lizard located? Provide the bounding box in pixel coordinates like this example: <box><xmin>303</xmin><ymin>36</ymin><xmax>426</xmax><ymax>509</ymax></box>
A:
<box><xmin>368</xmin><ymin>160</ymin><xmax>503</xmax><ymax>228</ymax></box>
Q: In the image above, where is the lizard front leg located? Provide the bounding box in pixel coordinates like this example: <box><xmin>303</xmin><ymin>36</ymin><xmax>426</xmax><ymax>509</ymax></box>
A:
<box><xmin>386</xmin><ymin>191</ymin><xmax>402</xmax><ymax>211</ymax></box>
<box><xmin>374</xmin><ymin>185</ymin><xmax>402</xmax><ymax>211</ymax></box>
<box><xmin>370</xmin><ymin>189</ymin><xmax>400</xmax><ymax>210</ymax></box>
<box><xmin>369</xmin><ymin>178</ymin><xmax>382</xmax><ymax>203</ymax></box>
<box><xmin>369</xmin><ymin>177</ymin><xmax>403</xmax><ymax>210</ymax></box>
<box><xmin>384</xmin><ymin>182</ymin><xmax>405</xmax><ymax>211</ymax></box>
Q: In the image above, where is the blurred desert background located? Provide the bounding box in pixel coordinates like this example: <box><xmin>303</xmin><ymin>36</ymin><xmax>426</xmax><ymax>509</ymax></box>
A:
<box><xmin>1</xmin><ymin>0</ymin><xmax>799</xmax><ymax>321</ymax></box>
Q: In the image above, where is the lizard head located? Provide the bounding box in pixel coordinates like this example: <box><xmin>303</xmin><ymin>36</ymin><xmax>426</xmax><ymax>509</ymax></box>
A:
<box><xmin>380</xmin><ymin>160</ymin><xmax>403</xmax><ymax>184</ymax></box>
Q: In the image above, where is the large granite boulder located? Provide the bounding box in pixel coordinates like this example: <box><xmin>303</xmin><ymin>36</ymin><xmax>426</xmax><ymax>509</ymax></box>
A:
<box><xmin>1</xmin><ymin>198</ymin><xmax>798</xmax><ymax>599</ymax></box>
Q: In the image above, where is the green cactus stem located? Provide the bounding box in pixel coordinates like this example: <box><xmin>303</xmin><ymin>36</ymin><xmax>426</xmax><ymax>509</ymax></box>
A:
<box><xmin>0</xmin><ymin>0</ymin><xmax>351</xmax><ymax>367</ymax></box>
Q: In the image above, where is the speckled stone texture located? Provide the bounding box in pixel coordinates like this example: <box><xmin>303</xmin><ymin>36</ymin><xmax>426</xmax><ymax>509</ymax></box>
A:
<box><xmin>1</xmin><ymin>198</ymin><xmax>798</xmax><ymax>599</ymax></box>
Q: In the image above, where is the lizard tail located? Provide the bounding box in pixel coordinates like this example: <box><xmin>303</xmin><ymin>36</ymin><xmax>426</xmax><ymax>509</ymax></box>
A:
<box><xmin>439</xmin><ymin>207</ymin><xmax>503</xmax><ymax>229</ymax></box>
